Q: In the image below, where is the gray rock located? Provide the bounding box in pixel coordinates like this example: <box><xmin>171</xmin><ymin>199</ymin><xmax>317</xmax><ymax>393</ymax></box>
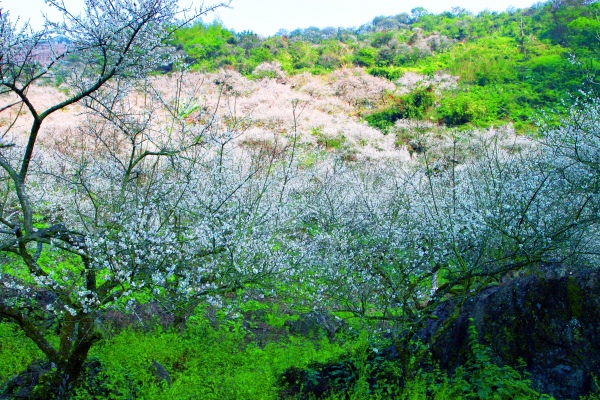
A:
<box><xmin>424</xmin><ymin>269</ymin><xmax>600</xmax><ymax>399</ymax></box>
<box><xmin>150</xmin><ymin>359</ymin><xmax>172</xmax><ymax>388</ymax></box>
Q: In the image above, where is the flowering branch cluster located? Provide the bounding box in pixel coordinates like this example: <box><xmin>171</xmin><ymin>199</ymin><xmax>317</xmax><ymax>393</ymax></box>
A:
<box><xmin>291</xmin><ymin>123</ymin><xmax>600</xmax><ymax>333</ymax></box>
<box><xmin>0</xmin><ymin>0</ymin><xmax>236</xmax><ymax>394</ymax></box>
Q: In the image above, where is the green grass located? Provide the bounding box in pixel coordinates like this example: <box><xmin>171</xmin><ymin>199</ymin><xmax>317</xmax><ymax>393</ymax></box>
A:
<box><xmin>72</xmin><ymin>310</ymin><xmax>349</xmax><ymax>399</ymax></box>
<box><xmin>0</xmin><ymin>305</ymin><xmax>555</xmax><ymax>399</ymax></box>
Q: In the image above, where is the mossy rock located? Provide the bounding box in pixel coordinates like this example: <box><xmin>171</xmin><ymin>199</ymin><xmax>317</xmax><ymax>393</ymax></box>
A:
<box><xmin>424</xmin><ymin>269</ymin><xmax>600</xmax><ymax>400</ymax></box>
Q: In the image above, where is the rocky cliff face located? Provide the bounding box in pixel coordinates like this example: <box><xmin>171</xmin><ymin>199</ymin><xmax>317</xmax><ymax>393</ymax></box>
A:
<box><xmin>424</xmin><ymin>270</ymin><xmax>600</xmax><ymax>399</ymax></box>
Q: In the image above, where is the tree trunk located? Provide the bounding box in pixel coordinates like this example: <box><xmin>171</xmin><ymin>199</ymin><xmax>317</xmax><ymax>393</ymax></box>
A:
<box><xmin>52</xmin><ymin>314</ymin><xmax>102</xmax><ymax>399</ymax></box>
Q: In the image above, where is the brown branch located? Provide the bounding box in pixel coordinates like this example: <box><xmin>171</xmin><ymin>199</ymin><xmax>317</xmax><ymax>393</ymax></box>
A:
<box><xmin>0</xmin><ymin>303</ymin><xmax>59</xmax><ymax>362</ymax></box>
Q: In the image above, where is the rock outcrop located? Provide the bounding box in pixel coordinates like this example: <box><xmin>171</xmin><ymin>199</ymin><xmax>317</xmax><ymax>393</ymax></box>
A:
<box><xmin>280</xmin><ymin>270</ymin><xmax>600</xmax><ymax>399</ymax></box>
<box><xmin>424</xmin><ymin>270</ymin><xmax>600</xmax><ymax>399</ymax></box>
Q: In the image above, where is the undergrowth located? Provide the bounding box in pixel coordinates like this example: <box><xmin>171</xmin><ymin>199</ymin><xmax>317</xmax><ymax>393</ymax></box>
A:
<box><xmin>0</xmin><ymin>315</ymin><xmax>562</xmax><ymax>399</ymax></box>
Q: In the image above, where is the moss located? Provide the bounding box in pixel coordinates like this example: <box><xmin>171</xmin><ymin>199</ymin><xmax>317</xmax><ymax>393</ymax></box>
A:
<box><xmin>566</xmin><ymin>276</ymin><xmax>585</xmax><ymax>319</ymax></box>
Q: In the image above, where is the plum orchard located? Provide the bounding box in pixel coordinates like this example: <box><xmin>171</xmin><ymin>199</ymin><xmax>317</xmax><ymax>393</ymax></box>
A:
<box><xmin>1</xmin><ymin>0</ymin><xmax>600</xmax><ymax>397</ymax></box>
<box><xmin>297</xmin><ymin>125</ymin><xmax>600</xmax><ymax>332</ymax></box>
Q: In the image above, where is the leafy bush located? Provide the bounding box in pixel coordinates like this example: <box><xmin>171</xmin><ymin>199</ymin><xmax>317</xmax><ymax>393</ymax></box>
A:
<box><xmin>445</xmin><ymin>320</ymin><xmax>547</xmax><ymax>399</ymax></box>
<box><xmin>0</xmin><ymin>322</ymin><xmax>44</xmax><ymax>382</ymax></box>
<box><xmin>354</xmin><ymin>47</ymin><xmax>377</xmax><ymax>68</ymax></box>
<box><xmin>367</xmin><ymin>66</ymin><xmax>403</xmax><ymax>81</ymax></box>
<box><xmin>364</xmin><ymin>85</ymin><xmax>436</xmax><ymax>132</ymax></box>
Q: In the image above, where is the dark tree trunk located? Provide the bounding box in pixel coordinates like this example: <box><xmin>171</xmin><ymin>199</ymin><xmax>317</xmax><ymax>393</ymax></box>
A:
<box><xmin>51</xmin><ymin>314</ymin><xmax>102</xmax><ymax>399</ymax></box>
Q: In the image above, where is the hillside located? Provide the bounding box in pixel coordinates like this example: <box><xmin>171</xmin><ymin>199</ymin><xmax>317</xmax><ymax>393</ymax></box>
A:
<box><xmin>2</xmin><ymin>1</ymin><xmax>600</xmax><ymax>398</ymax></box>
<box><xmin>169</xmin><ymin>0</ymin><xmax>600</xmax><ymax>131</ymax></box>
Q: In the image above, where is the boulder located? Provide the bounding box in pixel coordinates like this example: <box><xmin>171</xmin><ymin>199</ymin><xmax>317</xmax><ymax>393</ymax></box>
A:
<box><xmin>0</xmin><ymin>360</ymin><xmax>52</xmax><ymax>399</ymax></box>
<box><xmin>424</xmin><ymin>270</ymin><xmax>600</xmax><ymax>399</ymax></box>
<box><xmin>284</xmin><ymin>311</ymin><xmax>345</xmax><ymax>339</ymax></box>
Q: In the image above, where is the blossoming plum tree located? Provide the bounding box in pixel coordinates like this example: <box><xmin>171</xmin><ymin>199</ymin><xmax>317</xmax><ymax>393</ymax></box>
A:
<box><xmin>296</xmin><ymin>125</ymin><xmax>600</xmax><ymax>350</ymax></box>
<box><xmin>0</xmin><ymin>0</ymin><xmax>266</xmax><ymax>396</ymax></box>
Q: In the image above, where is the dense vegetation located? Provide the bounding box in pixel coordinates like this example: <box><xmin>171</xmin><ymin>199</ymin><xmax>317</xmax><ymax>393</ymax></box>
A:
<box><xmin>170</xmin><ymin>0</ymin><xmax>600</xmax><ymax>131</ymax></box>
<box><xmin>1</xmin><ymin>0</ymin><xmax>600</xmax><ymax>399</ymax></box>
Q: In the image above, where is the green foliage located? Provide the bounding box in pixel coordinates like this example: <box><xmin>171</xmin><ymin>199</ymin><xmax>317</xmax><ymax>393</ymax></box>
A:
<box><xmin>346</xmin><ymin>332</ymin><xmax>403</xmax><ymax>399</ymax></box>
<box><xmin>397</xmin><ymin>321</ymin><xmax>551</xmax><ymax>400</ymax></box>
<box><xmin>568</xmin><ymin>15</ymin><xmax>600</xmax><ymax>54</ymax></box>
<box><xmin>311</xmin><ymin>127</ymin><xmax>347</xmax><ymax>150</ymax></box>
<box><xmin>354</xmin><ymin>47</ymin><xmax>377</xmax><ymax>67</ymax></box>
<box><xmin>170</xmin><ymin>22</ymin><xmax>235</xmax><ymax>70</ymax></box>
<box><xmin>285</xmin><ymin>320</ymin><xmax>549</xmax><ymax>400</ymax></box>
<box><xmin>281</xmin><ymin>331</ymin><xmax>405</xmax><ymax>399</ymax></box>
<box><xmin>364</xmin><ymin>108</ymin><xmax>404</xmax><ymax>133</ymax></box>
<box><xmin>367</xmin><ymin>66</ymin><xmax>403</xmax><ymax>81</ymax></box>
<box><xmin>317</xmin><ymin>40</ymin><xmax>353</xmax><ymax>70</ymax></box>
<box><xmin>0</xmin><ymin>322</ymin><xmax>44</xmax><ymax>382</ymax></box>
<box><xmin>437</xmin><ymin>87</ymin><xmax>503</xmax><ymax>128</ymax></box>
<box><xmin>249</xmin><ymin>67</ymin><xmax>278</xmax><ymax>81</ymax></box>
<box><xmin>289</xmin><ymin>41</ymin><xmax>320</xmax><ymax>70</ymax></box>
<box><xmin>66</xmin><ymin>308</ymin><xmax>348</xmax><ymax>399</ymax></box>
<box><xmin>364</xmin><ymin>85</ymin><xmax>436</xmax><ymax>132</ymax></box>
<box><xmin>167</xmin><ymin>2</ymin><xmax>600</xmax><ymax>129</ymax></box>
<box><xmin>0</xmin><ymin>315</ymin><xmax>559</xmax><ymax>399</ymax></box>
<box><xmin>446</xmin><ymin>320</ymin><xmax>548</xmax><ymax>399</ymax></box>
<box><xmin>399</xmin><ymin>34</ymin><xmax>583</xmax><ymax>130</ymax></box>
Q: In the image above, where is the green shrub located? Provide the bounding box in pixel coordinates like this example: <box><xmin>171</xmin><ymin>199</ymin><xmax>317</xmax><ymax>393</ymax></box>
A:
<box><xmin>368</xmin><ymin>66</ymin><xmax>402</xmax><ymax>81</ymax></box>
<box><xmin>311</xmin><ymin>127</ymin><xmax>347</xmax><ymax>150</ymax></box>
<box><xmin>444</xmin><ymin>320</ymin><xmax>550</xmax><ymax>400</ymax></box>
<box><xmin>364</xmin><ymin>85</ymin><xmax>436</xmax><ymax>132</ymax></box>
<box><xmin>0</xmin><ymin>322</ymin><xmax>44</xmax><ymax>382</ymax></box>
<box><xmin>354</xmin><ymin>47</ymin><xmax>377</xmax><ymax>68</ymax></box>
